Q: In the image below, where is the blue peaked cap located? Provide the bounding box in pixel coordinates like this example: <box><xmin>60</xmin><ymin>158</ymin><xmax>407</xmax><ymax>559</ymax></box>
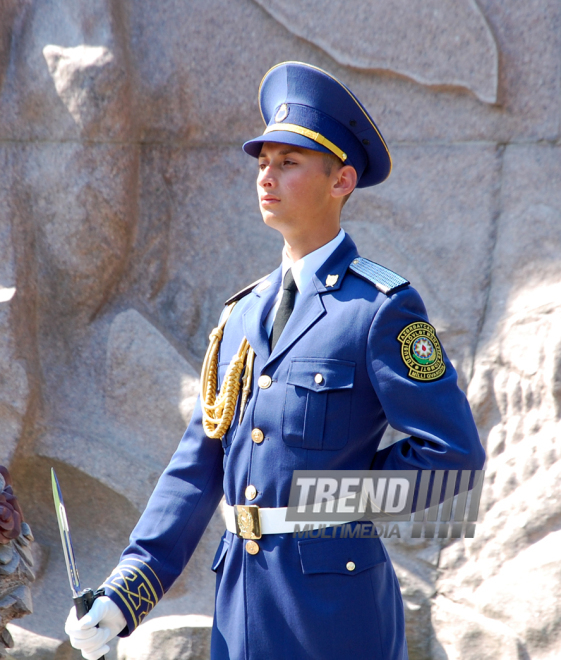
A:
<box><xmin>243</xmin><ymin>62</ymin><xmax>392</xmax><ymax>188</ymax></box>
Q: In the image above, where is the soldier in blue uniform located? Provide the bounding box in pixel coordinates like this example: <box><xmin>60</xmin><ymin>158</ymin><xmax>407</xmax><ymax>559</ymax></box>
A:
<box><xmin>66</xmin><ymin>62</ymin><xmax>485</xmax><ymax>660</ymax></box>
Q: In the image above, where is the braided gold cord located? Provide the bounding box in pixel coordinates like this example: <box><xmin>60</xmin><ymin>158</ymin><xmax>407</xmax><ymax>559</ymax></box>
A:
<box><xmin>200</xmin><ymin>303</ymin><xmax>255</xmax><ymax>439</ymax></box>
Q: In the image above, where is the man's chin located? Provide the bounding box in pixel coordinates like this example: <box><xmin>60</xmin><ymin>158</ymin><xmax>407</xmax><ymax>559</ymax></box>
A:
<box><xmin>261</xmin><ymin>212</ymin><xmax>284</xmax><ymax>229</ymax></box>
<box><xmin>260</xmin><ymin>210</ymin><xmax>300</xmax><ymax>238</ymax></box>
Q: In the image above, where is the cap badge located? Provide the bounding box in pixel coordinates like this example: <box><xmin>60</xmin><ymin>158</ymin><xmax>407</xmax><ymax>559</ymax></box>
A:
<box><xmin>275</xmin><ymin>103</ymin><xmax>289</xmax><ymax>123</ymax></box>
<box><xmin>397</xmin><ymin>322</ymin><xmax>446</xmax><ymax>381</ymax></box>
<box><xmin>325</xmin><ymin>274</ymin><xmax>339</xmax><ymax>287</ymax></box>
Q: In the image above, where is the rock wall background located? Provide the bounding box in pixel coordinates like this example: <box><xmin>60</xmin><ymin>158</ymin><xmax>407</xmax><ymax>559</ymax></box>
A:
<box><xmin>0</xmin><ymin>0</ymin><xmax>559</xmax><ymax>658</ymax></box>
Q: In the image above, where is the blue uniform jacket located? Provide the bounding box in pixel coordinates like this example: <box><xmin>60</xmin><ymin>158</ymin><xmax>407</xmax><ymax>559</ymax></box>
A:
<box><xmin>103</xmin><ymin>233</ymin><xmax>485</xmax><ymax>659</ymax></box>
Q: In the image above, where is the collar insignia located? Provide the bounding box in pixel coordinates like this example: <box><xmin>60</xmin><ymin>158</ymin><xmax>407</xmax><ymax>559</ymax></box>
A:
<box><xmin>325</xmin><ymin>274</ymin><xmax>339</xmax><ymax>288</ymax></box>
<box><xmin>256</xmin><ymin>280</ymin><xmax>271</xmax><ymax>293</ymax></box>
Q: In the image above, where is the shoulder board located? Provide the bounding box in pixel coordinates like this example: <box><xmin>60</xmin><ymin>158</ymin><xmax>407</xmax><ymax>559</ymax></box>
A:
<box><xmin>224</xmin><ymin>275</ymin><xmax>270</xmax><ymax>306</ymax></box>
<box><xmin>348</xmin><ymin>257</ymin><xmax>409</xmax><ymax>295</ymax></box>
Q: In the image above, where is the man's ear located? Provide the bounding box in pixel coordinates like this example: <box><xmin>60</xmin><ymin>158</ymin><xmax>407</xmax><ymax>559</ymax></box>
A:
<box><xmin>332</xmin><ymin>165</ymin><xmax>357</xmax><ymax>200</ymax></box>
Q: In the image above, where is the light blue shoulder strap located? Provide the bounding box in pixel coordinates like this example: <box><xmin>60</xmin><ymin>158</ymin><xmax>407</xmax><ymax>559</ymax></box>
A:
<box><xmin>348</xmin><ymin>257</ymin><xmax>409</xmax><ymax>295</ymax></box>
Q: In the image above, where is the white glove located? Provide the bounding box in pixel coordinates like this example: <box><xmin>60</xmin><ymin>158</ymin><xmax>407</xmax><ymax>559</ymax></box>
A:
<box><xmin>65</xmin><ymin>595</ymin><xmax>126</xmax><ymax>660</ymax></box>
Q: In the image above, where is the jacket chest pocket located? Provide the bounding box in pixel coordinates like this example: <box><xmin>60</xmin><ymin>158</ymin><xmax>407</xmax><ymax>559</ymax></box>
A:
<box><xmin>282</xmin><ymin>358</ymin><xmax>355</xmax><ymax>451</ymax></box>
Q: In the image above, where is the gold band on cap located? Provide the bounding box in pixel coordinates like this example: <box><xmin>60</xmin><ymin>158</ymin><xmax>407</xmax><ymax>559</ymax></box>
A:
<box><xmin>263</xmin><ymin>123</ymin><xmax>347</xmax><ymax>162</ymax></box>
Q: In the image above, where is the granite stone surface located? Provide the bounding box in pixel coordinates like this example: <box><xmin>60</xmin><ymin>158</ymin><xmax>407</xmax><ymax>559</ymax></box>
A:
<box><xmin>432</xmin><ymin>144</ymin><xmax>561</xmax><ymax>659</ymax></box>
<box><xmin>0</xmin><ymin>148</ymin><xmax>28</xmax><ymax>467</ymax></box>
<box><xmin>253</xmin><ymin>0</ymin><xmax>499</xmax><ymax>103</ymax></box>
<box><xmin>117</xmin><ymin>615</ymin><xmax>212</xmax><ymax>660</ymax></box>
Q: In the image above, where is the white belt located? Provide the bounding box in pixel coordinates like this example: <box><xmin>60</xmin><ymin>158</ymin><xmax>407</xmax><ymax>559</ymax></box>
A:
<box><xmin>224</xmin><ymin>503</ymin><xmax>362</xmax><ymax>539</ymax></box>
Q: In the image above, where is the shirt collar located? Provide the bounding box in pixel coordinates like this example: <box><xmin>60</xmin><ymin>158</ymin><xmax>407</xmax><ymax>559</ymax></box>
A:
<box><xmin>281</xmin><ymin>229</ymin><xmax>346</xmax><ymax>294</ymax></box>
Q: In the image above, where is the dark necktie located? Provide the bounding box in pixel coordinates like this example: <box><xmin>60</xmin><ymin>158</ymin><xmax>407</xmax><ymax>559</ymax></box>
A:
<box><xmin>270</xmin><ymin>268</ymin><xmax>298</xmax><ymax>351</ymax></box>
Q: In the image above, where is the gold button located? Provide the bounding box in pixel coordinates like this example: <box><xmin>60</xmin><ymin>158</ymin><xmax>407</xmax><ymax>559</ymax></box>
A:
<box><xmin>251</xmin><ymin>428</ymin><xmax>264</xmax><ymax>444</ymax></box>
<box><xmin>314</xmin><ymin>373</ymin><xmax>324</xmax><ymax>384</ymax></box>
<box><xmin>245</xmin><ymin>485</ymin><xmax>257</xmax><ymax>500</ymax></box>
<box><xmin>258</xmin><ymin>375</ymin><xmax>272</xmax><ymax>389</ymax></box>
<box><xmin>246</xmin><ymin>540</ymin><xmax>260</xmax><ymax>555</ymax></box>
<box><xmin>346</xmin><ymin>561</ymin><xmax>356</xmax><ymax>571</ymax></box>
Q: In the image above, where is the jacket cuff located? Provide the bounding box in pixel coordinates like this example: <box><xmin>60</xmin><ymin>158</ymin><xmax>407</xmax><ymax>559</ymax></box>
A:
<box><xmin>101</xmin><ymin>558</ymin><xmax>164</xmax><ymax>635</ymax></box>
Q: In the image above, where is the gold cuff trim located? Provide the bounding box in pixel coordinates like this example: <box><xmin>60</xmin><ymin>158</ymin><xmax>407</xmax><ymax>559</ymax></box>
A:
<box><xmin>103</xmin><ymin>583</ymin><xmax>140</xmax><ymax>629</ymax></box>
<box><xmin>133</xmin><ymin>559</ymin><xmax>164</xmax><ymax>594</ymax></box>
<box><xmin>102</xmin><ymin>560</ymin><xmax>164</xmax><ymax>630</ymax></box>
<box><xmin>264</xmin><ymin>123</ymin><xmax>347</xmax><ymax>162</ymax></box>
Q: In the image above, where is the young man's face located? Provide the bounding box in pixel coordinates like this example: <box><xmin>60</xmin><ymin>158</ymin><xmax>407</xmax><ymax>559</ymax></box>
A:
<box><xmin>256</xmin><ymin>142</ymin><xmax>337</xmax><ymax>237</ymax></box>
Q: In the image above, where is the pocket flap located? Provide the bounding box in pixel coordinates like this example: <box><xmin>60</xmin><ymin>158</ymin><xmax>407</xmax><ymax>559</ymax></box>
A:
<box><xmin>298</xmin><ymin>535</ymin><xmax>386</xmax><ymax>575</ymax></box>
<box><xmin>211</xmin><ymin>534</ymin><xmax>230</xmax><ymax>572</ymax></box>
<box><xmin>287</xmin><ymin>359</ymin><xmax>355</xmax><ymax>392</ymax></box>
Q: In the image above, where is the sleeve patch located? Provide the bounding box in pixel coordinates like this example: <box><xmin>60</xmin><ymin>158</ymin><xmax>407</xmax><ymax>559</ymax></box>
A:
<box><xmin>397</xmin><ymin>322</ymin><xmax>446</xmax><ymax>381</ymax></box>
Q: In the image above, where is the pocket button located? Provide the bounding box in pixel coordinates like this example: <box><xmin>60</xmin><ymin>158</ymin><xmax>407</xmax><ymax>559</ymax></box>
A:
<box><xmin>346</xmin><ymin>561</ymin><xmax>356</xmax><ymax>572</ymax></box>
<box><xmin>258</xmin><ymin>375</ymin><xmax>272</xmax><ymax>389</ymax></box>
<box><xmin>314</xmin><ymin>373</ymin><xmax>324</xmax><ymax>384</ymax></box>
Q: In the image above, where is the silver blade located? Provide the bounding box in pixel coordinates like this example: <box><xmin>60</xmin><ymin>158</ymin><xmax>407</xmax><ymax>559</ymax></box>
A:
<box><xmin>51</xmin><ymin>468</ymin><xmax>81</xmax><ymax>598</ymax></box>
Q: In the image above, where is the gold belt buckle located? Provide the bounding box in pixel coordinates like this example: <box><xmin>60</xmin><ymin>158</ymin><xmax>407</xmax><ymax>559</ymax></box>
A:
<box><xmin>234</xmin><ymin>505</ymin><xmax>262</xmax><ymax>539</ymax></box>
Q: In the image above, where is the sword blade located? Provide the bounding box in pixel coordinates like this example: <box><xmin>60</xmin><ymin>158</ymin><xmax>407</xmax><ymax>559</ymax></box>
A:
<box><xmin>51</xmin><ymin>468</ymin><xmax>81</xmax><ymax>598</ymax></box>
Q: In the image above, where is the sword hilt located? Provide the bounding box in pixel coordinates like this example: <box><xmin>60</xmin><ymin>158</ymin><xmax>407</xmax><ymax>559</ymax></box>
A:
<box><xmin>74</xmin><ymin>588</ymin><xmax>106</xmax><ymax>660</ymax></box>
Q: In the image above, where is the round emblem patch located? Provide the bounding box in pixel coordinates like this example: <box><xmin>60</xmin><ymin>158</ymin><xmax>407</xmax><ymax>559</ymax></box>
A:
<box><xmin>412</xmin><ymin>336</ymin><xmax>435</xmax><ymax>364</ymax></box>
<box><xmin>397</xmin><ymin>322</ymin><xmax>445</xmax><ymax>381</ymax></box>
<box><xmin>275</xmin><ymin>103</ymin><xmax>289</xmax><ymax>123</ymax></box>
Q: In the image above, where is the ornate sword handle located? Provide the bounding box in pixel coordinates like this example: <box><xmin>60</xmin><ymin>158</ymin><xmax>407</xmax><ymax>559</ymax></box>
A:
<box><xmin>73</xmin><ymin>588</ymin><xmax>106</xmax><ymax>660</ymax></box>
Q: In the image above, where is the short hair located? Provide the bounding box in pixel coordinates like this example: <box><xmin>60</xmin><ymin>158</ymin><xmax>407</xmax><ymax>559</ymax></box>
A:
<box><xmin>322</xmin><ymin>153</ymin><xmax>354</xmax><ymax>207</ymax></box>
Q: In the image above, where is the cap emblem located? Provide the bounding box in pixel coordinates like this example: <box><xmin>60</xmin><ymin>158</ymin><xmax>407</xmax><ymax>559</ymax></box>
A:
<box><xmin>275</xmin><ymin>103</ymin><xmax>289</xmax><ymax>123</ymax></box>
